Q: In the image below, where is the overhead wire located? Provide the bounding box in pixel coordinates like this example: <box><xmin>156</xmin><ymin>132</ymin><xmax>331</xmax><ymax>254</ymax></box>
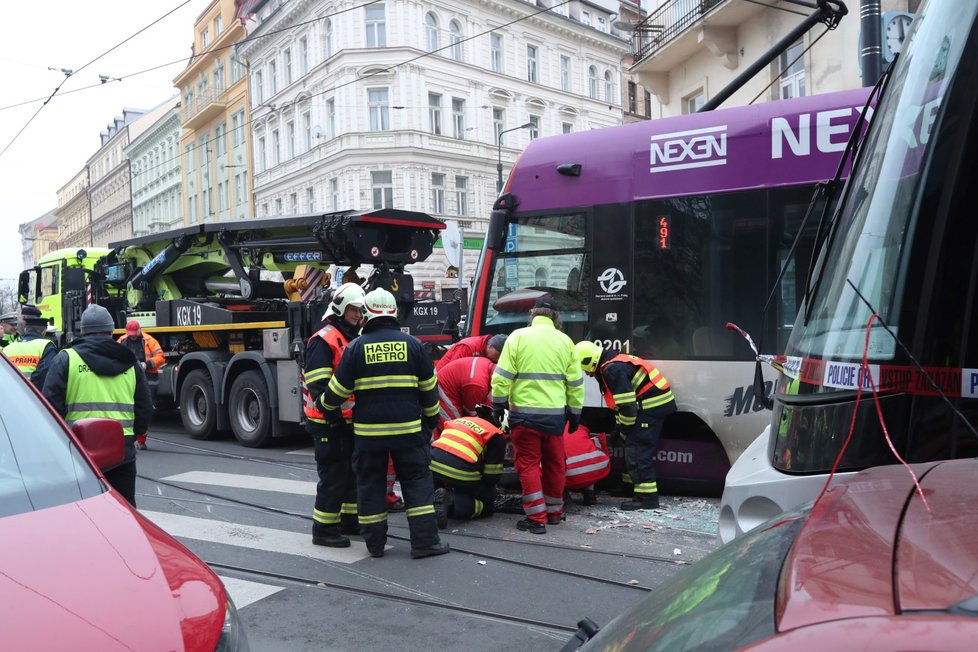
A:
<box><xmin>0</xmin><ymin>0</ymin><xmax>193</xmax><ymax>160</ymax></box>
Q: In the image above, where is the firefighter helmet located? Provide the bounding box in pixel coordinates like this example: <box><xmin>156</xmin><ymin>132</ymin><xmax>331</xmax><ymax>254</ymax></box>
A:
<box><xmin>363</xmin><ymin>288</ymin><xmax>399</xmax><ymax>322</ymax></box>
<box><xmin>325</xmin><ymin>282</ymin><xmax>366</xmax><ymax>320</ymax></box>
<box><xmin>575</xmin><ymin>340</ymin><xmax>603</xmax><ymax>374</ymax></box>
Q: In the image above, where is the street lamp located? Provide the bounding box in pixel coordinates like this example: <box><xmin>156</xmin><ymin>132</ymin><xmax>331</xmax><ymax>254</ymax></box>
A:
<box><xmin>497</xmin><ymin>122</ymin><xmax>534</xmax><ymax>192</ymax></box>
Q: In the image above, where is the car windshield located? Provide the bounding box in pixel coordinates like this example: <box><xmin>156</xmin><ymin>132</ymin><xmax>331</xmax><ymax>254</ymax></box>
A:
<box><xmin>583</xmin><ymin>512</ymin><xmax>804</xmax><ymax>651</ymax></box>
<box><xmin>0</xmin><ymin>360</ymin><xmax>105</xmax><ymax>517</ymax></box>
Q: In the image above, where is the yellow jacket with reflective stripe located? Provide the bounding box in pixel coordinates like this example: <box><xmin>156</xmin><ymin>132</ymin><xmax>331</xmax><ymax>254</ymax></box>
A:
<box><xmin>3</xmin><ymin>337</ymin><xmax>51</xmax><ymax>379</ymax></box>
<box><xmin>65</xmin><ymin>348</ymin><xmax>136</xmax><ymax>436</ymax></box>
<box><xmin>490</xmin><ymin>315</ymin><xmax>584</xmax><ymax>435</ymax></box>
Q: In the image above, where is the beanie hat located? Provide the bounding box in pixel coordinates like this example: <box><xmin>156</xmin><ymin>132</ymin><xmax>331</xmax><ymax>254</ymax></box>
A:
<box><xmin>533</xmin><ymin>294</ymin><xmax>558</xmax><ymax>311</ymax></box>
<box><xmin>488</xmin><ymin>334</ymin><xmax>508</xmax><ymax>352</ymax></box>
<box><xmin>81</xmin><ymin>304</ymin><xmax>116</xmax><ymax>335</ymax></box>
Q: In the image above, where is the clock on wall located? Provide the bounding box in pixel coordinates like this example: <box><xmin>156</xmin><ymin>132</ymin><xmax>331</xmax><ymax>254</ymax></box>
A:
<box><xmin>882</xmin><ymin>12</ymin><xmax>914</xmax><ymax>63</ymax></box>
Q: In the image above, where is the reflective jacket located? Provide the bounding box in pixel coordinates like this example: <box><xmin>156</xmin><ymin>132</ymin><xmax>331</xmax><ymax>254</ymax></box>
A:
<box><xmin>302</xmin><ymin>319</ymin><xmax>357</xmax><ymax>425</ymax></box>
<box><xmin>597</xmin><ymin>352</ymin><xmax>675</xmax><ymax>429</ymax></box>
<box><xmin>64</xmin><ymin>348</ymin><xmax>137</xmax><ymax>436</ymax></box>
<box><xmin>3</xmin><ymin>335</ymin><xmax>55</xmax><ymax>382</ymax></box>
<box><xmin>117</xmin><ymin>332</ymin><xmax>165</xmax><ymax>373</ymax></box>
<box><xmin>490</xmin><ymin>315</ymin><xmax>583</xmax><ymax>435</ymax></box>
<box><xmin>430</xmin><ymin>417</ymin><xmax>505</xmax><ymax>484</ymax></box>
<box><xmin>564</xmin><ymin>426</ymin><xmax>610</xmax><ymax>490</ymax></box>
<box><xmin>435</xmin><ymin>334</ymin><xmax>492</xmax><ymax>370</ymax></box>
<box><xmin>319</xmin><ymin>319</ymin><xmax>439</xmax><ymax>451</ymax></box>
<box><xmin>437</xmin><ymin>356</ymin><xmax>494</xmax><ymax>427</ymax></box>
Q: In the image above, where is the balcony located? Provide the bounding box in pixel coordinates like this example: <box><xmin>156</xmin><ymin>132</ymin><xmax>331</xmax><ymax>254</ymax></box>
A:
<box><xmin>630</xmin><ymin>0</ymin><xmax>765</xmax><ymax>74</ymax></box>
<box><xmin>182</xmin><ymin>87</ymin><xmax>227</xmax><ymax>130</ymax></box>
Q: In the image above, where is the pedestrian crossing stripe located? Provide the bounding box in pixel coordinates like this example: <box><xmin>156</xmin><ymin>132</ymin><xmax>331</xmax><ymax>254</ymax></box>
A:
<box><xmin>219</xmin><ymin>576</ymin><xmax>284</xmax><ymax>608</ymax></box>
<box><xmin>163</xmin><ymin>471</ymin><xmax>316</xmax><ymax>495</ymax></box>
<box><xmin>140</xmin><ymin>510</ymin><xmax>378</xmax><ymax>563</ymax></box>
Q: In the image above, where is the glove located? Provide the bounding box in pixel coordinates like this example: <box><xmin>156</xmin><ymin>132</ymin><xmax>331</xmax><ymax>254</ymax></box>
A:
<box><xmin>492</xmin><ymin>406</ymin><xmax>505</xmax><ymax>424</ymax></box>
<box><xmin>567</xmin><ymin>412</ymin><xmax>580</xmax><ymax>434</ymax></box>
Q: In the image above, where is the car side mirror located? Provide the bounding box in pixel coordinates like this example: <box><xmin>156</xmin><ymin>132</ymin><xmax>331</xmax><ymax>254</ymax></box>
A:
<box><xmin>72</xmin><ymin>418</ymin><xmax>125</xmax><ymax>471</ymax></box>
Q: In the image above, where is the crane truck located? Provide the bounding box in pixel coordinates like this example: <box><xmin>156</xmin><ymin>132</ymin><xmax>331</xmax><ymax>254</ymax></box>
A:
<box><xmin>19</xmin><ymin>209</ymin><xmax>461</xmax><ymax>447</ymax></box>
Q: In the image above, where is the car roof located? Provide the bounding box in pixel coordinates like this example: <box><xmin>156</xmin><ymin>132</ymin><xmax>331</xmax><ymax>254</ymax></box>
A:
<box><xmin>778</xmin><ymin>459</ymin><xmax>978</xmax><ymax>631</ymax></box>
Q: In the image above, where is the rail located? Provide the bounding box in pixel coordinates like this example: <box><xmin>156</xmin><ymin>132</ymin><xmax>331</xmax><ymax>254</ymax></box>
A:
<box><xmin>632</xmin><ymin>0</ymin><xmax>725</xmax><ymax>62</ymax></box>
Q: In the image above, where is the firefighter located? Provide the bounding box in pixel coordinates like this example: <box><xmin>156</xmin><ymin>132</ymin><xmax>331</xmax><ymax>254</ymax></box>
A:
<box><xmin>435</xmin><ymin>355</ymin><xmax>495</xmax><ymax>435</ymax></box>
<box><xmin>317</xmin><ymin>288</ymin><xmax>449</xmax><ymax>559</ymax></box>
<box><xmin>435</xmin><ymin>333</ymin><xmax>507</xmax><ymax>370</ymax></box>
<box><xmin>118</xmin><ymin>319</ymin><xmax>165</xmax><ymax>450</ymax></box>
<box><xmin>575</xmin><ymin>341</ymin><xmax>676</xmax><ymax>510</ymax></box>
<box><xmin>491</xmin><ymin>295</ymin><xmax>583</xmax><ymax>534</ymax></box>
<box><xmin>42</xmin><ymin>304</ymin><xmax>153</xmax><ymax>507</ymax></box>
<box><xmin>430</xmin><ymin>415</ymin><xmax>505</xmax><ymax>527</ymax></box>
<box><xmin>302</xmin><ymin>282</ymin><xmax>365</xmax><ymax>548</ymax></box>
<box><xmin>2</xmin><ymin>305</ymin><xmax>56</xmax><ymax>388</ymax></box>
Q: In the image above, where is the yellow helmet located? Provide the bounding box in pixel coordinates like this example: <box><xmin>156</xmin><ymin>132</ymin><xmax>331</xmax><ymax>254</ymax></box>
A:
<box><xmin>575</xmin><ymin>340</ymin><xmax>603</xmax><ymax>374</ymax></box>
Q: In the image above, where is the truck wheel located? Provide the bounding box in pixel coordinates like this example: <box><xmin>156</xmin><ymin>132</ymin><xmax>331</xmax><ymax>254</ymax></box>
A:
<box><xmin>229</xmin><ymin>370</ymin><xmax>272</xmax><ymax>448</ymax></box>
<box><xmin>180</xmin><ymin>369</ymin><xmax>219</xmax><ymax>439</ymax></box>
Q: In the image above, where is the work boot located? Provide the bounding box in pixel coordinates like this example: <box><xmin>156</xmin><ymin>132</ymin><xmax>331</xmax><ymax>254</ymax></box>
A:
<box><xmin>312</xmin><ymin>532</ymin><xmax>351</xmax><ymax>548</ymax></box>
<box><xmin>368</xmin><ymin>546</ymin><xmax>385</xmax><ymax>558</ymax></box>
<box><xmin>620</xmin><ymin>494</ymin><xmax>659</xmax><ymax>511</ymax></box>
<box><xmin>581</xmin><ymin>489</ymin><xmax>597</xmax><ymax>506</ymax></box>
<box><xmin>517</xmin><ymin>518</ymin><xmax>546</xmax><ymax>534</ymax></box>
<box><xmin>547</xmin><ymin>513</ymin><xmax>565</xmax><ymax>525</ymax></box>
<box><xmin>410</xmin><ymin>542</ymin><xmax>450</xmax><ymax>559</ymax></box>
<box><xmin>433</xmin><ymin>488</ymin><xmax>449</xmax><ymax>530</ymax></box>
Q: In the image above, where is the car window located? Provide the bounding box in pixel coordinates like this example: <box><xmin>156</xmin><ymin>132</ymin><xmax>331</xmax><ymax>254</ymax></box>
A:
<box><xmin>584</xmin><ymin>513</ymin><xmax>804</xmax><ymax>651</ymax></box>
<box><xmin>0</xmin><ymin>361</ymin><xmax>104</xmax><ymax>517</ymax></box>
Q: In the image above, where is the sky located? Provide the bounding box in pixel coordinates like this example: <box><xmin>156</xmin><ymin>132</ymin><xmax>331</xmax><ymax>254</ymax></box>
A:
<box><xmin>0</xmin><ymin>0</ymin><xmax>212</xmax><ymax>287</ymax></box>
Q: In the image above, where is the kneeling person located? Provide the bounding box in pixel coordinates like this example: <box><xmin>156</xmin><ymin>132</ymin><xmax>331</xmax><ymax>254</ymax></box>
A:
<box><xmin>430</xmin><ymin>416</ymin><xmax>505</xmax><ymax>527</ymax></box>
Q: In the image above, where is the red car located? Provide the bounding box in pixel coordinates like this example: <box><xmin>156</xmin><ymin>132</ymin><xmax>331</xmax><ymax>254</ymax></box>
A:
<box><xmin>573</xmin><ymin>458</ymin><xmax>978</xmax><ymax>651</ymax></box>
<box><xmin>0</xmin><ymin>353</ymin><xmax>249</xmax><ymax>650</ymax></box>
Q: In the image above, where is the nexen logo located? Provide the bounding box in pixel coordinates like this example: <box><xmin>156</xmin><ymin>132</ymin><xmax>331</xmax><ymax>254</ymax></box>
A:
<box><xmin>649</xmin><ymin>125</ymin><xmax>727</xmax><ymax>173</ymax></box>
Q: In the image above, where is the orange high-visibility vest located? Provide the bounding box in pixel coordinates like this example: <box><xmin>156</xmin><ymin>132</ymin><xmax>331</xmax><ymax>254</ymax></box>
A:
<box><xmin>303</xmin><ymin>325</ymin><xmax>354</xmax><ymax>423</ymax></box>
<box><xmin>432</xmin><ymin>417</ymin><xmax>502</xmax><ymax>464</ymax></box>
<box><xmin>599</xmin><ymin>353</ymin><xmax>672</xmax><ymax>410</ymax></box>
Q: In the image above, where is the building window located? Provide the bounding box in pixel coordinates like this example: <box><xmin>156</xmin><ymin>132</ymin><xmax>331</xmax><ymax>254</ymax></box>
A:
<box><xmin>560</xmin><ymin>55</ymin><xmax>571</xmax><ymax>91</ymax></box>
<box><xmin>604</xmin><ymin>70</ymin><xmax>614</xmax><ymax>103</ymax></box>
<box><xmin>644</xmin><ymin>90</ymin><xmax>652</xmax><ymax>118</ymax></box>
<box><xmin>366</xmin><ymin>4</ymin><xmax>386</xmax><ymax>48</ymax></box>
<box><xmin>449</xmin><ymin>20</ymin><xmax>463</xmax><ymax>61</ymax></box>
<box><xmin>284</xmin><ymin>48</ymin><xmax>293</xmax><ymax>85</ymax></box>
<box><xmin>306</xmin><ymin>187</ymin><xmax>315</xmax><ymax>211</ymax></box>
<box><xmin>371</xmin><ymin>171</ymin><xmax>393</xmax><ymax>208</ymax></box>
<box><xmin>303</xmin><ymin>111</ymin><xmax>312</xmax><ymax>150</ymax></box>
<box><xmin>286</xmin><ymin>121</ymin><xmax>295</xmax><ymax>159</ymax></box>
<box><xmin>253</xmin><ymin>70</ymin><xmax>263</xmax><ymax>103</ymax></box>
<box><xmin>269</xmin><ymin>60</ymin><xmax>277</xmax><ymax>95</ymax></box>
<box><xmin>327</xmin><ymin>99</ymin><xmax>336</xmax><ymax>138</ymax></box>
<box><xmin>490</xmin><ymin>33</ymin><xmax>503</xmax><ymax>72</ymax></box>
<box><xmin>290</xmin><ymin>192</ymin><xmax>298</xmax><ymax>214</ymax></box>
<box><xmin>231</xmin><ymin>57</ymin><xmax>243</xmax><ymax>83</ymax></box>
<box><xmin>493</xmin><ymin>107</ymin><xmax>504</xmax><ymax>144</ymax></box>
<box><xmin>234</xmin><ymin>174</ymin><xmax>244</xmax><ymax>203</ymax></box>
<box><xmin>429</xmin><ymin>93</ymin><xmax>442</xmax><ymax>135</ymax></box>
<box><xmin>275</xmin><ymin>198</ymin><xmax>283</xmax><ymax>214</ymax></box>
<box><xmin>215</xmin><ymin>122</ymin><xmax>227</xmax><ymax>157</ymax></box>
<box><xmin>779</xmin><ymin>41</ymin><xmax>806</xmax><ymax>99</ymax></box>
<box><xmin>581</xmin><ymin>11</ymin><xmax>591</xmax><ymax>26</ymax></box>
<box><xmin>185</xmin><ymin>144</ymin><xmax>195</xmax><ymax>171</ymax></box>
<box><xmin>529</xmin><ymin>115</ymin><xmax>540</xmax><ymax>140</ymax></box>
<box><xmin>231</xmin><ymin>110</ymin><xmax>242</xmax><ymax>147</ymax></box>
<box><xmin>527</xmin><ymin>45</ymin><xmax>538</xmax><ymax>83</ymax></box>
<box><xmin>452</xmin><ymin>98</ymin><xmax>465</xmax><ymax>139</ymax></box>
<box><xmin>261</xmin><ymin>202</ymin><xmax>268</xmax><ymax>217</ymax></box>
<box><xmin>562</xmin><ymin>121</ymin><xmax>573</xmax><ymax>134</ymax></box>
<box><xmin>598</xmin><ymin>16</ymin><xmax>606</xmax><ymax>32</ymax></box>
<box><xmin>202</xmin><ymin>28</ymin><xmax>210</xmax><ymax>48</ymax></box>
<box><xmin>213</xmin><ymin>61</ymin><xmax>225</xmax><ymax>92</ymax></box>
<box><xmin>271</xmin><ymin>129</ymin><xmax>280</xmax><ymax>166</ymax></box>
<box><xmin>426</xmin><ymin>13</ymin><xmax>439</xmax><ymax>52</ymax></box>
<box><xmin>684</xmin><ymin>90</ymin><xmax>705</xmax><ymax>114</ymax></box>
<box><xmin>299</xmin><ymin>37</ymin><xmax>309</xmax><ymax>75</ymax></box>
<box><xmin>331</xmin><ymin>177</ymin><xmax>339</xmax><ymax>210</ymax></box>
<box><xmin>368</xmin><ymin>88</ymin><xmax>389</xmax><ymax>131</ymax></box>
<box><xmin>588</xmin><ymin>66</ymin><xmax>597</xmax><ymax>99</ymax></box>
<box><xmin>257</xmin><ymin>136</ymin><xmax>266</xmax><ymax>172</ymax></box>
<box><xmin>431</xmin><ymin>173</ymin><xmax>445</xmax><ymax>213</ymax></box>
<box><xmin>323</xmin><ymin>19</ymin><xmax>334</xmax><ymax>59</ymax></box>
<box><xmin>455</xmin><ymin>176</ymin><xmax>468</xmax><ymax>216</ymax></box>
<box><xmin>215</xmin><ymin>14</ymin><xmax>223</xmax><ymax>34</ymax></box>
<box><xmin>627</xmin><ymin>81</ymin><xmax>637</xmax><ymax>113</ymax></box>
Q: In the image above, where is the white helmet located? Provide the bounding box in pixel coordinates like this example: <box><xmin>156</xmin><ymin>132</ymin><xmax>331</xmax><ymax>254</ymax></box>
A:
<box><xmin>324</xmin><ymin>282</ymin><xmax>366</xmax><ymax>320</ymax></box>
<box><xmin>363</xmin><ymin>288</ymin><xmax>399</xmax><ymax>322</ymax></box>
